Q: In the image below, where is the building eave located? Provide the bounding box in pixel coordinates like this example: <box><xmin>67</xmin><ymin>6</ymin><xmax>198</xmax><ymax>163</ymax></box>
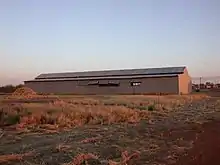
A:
<box><xmin>24</xmin><ymin>74</ymin><xmax>179</xmax><ymax>83</ymax></box>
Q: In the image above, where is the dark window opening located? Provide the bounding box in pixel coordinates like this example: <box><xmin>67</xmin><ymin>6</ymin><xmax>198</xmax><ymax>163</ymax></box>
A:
<box><xmin>99</xmin><ymin>83</ymin><xmax>120</xmax><ymax>87</ymax></box>
<box><xmin>78</xmin><ymin>80</ymin><xmax>120</xmax><ymax>87</ymax></box>
<box><xmin>77</xmin><ymin>81</ymin><xmax>89</xmax><ymax>86</ymax></box>
<box><xmin>131</xmin><ymin>82</ymin><xmax>141</xmax><ymax>86</ymax></box>
<box><xmin>88</xmin><ymin>81</ymin><xmax>99</xmax><ymax>85</ymax></box>
<box><xmin>99</xmin><ymin>81</ymin><xmax>120</xmax><ymax>87</ymax></box>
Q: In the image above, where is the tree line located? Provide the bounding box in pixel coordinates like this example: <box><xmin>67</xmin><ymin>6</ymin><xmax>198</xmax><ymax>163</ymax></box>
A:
<box><xmin>0</xmin><ymin>84</ymin><xmax>24</xmax><ymax>94</ymax></box>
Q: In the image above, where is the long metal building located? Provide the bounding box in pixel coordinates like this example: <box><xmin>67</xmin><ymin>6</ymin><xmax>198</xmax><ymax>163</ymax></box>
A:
<box><xmin>24</xmin><ymin>66</ymin><xmax>192</xmax><ymax>95</ymax></box>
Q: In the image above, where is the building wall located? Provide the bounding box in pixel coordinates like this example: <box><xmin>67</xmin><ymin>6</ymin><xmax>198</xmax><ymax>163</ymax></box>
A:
<box><xmin>25</xmin><ymin>76</ymin><xmax>179</xmax><ymax>95</ymax></box>
<box><xmin>178</xmin><ymin>69</ymin><xmax>192</xmax><ymax>94</ymax></box>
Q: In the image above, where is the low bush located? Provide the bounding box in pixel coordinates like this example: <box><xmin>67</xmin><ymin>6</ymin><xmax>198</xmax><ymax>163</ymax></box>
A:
<box><xmin>0</xmin><ymin>111</ymin><xmax>20</xmax><ymax>126</ymax></box>
<box><xmin>195</xmin><ymin>89</ymin><xmax>200</xmax><ymax>92</ymax></box>
<box><xmin>148</xmin><ymin>105</ymin><xmax>155</xmax><ymax>111</ymax></box>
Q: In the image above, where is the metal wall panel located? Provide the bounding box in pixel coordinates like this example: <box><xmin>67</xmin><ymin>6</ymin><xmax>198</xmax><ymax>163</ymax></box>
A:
<box><xmin>25</xmin><ymin>76</ymin><xmax>179</xmax><ymax>95</ymax></box>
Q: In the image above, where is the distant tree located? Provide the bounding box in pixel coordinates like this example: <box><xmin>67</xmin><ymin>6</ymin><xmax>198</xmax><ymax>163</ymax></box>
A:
<box><xmin>206</xmin><ymin>82</ymin><xmax>211</xmax><ymax>85</ymax></box>
<box><xmin>16</xmin><ymin>84</ymin><xmax>24</xmax><ymax>89</ymax></box>
<box><xmin>0</xmin><ymin>84</ymin><xmax>24</xmax><ymax>93</ymax></box>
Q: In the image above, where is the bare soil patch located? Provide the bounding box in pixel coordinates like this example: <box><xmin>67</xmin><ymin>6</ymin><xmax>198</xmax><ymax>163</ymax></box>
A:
<box><xmin>175</xmin><ymin>121</ymin><xmax>220</xmax><ymax>165</ymax></box>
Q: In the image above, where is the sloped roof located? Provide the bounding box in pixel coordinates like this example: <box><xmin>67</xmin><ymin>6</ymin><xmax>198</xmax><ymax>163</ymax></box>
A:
<box><xmin>35</xmin><ymin>66</ymin><xmax>186</xmax><ymax>80</ymax></box>
<box><xmin>25</xmin><ymin>73</ymin><xmax>179</xmax><ymax>82</ymax></box>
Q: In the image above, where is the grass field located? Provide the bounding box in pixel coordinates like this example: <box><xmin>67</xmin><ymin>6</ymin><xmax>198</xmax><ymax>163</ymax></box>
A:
<box><xmin>1</xmin><ymin>93</ymin><xmax>220</xmax><ymax>165</ymax></box>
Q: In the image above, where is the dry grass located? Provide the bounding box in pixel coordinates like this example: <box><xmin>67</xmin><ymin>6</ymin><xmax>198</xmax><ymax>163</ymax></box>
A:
<box><xmin>55</xmin><ymin>143</ymin><xmax>71</xmax><ymax>152</ymax></box>
<box><xmin>0</xmin><ymin>93</ymin><xmax>219</xmax><ymax>165</ymax></box>
<box><xmin>63</xmin><ymin>153</ymin><xmax>99</xmax><ymax>165</ymax></box>
<box><xmin>80</xmin><ymin>136</ymin><xmax>102</xmax><ymax>144</ymax></box>
<box><xmin>0</xmin><ymin>103</ymin><xmax>149</xmax><ymax>129</ymax></box>
<box><xmin>0</xmin><ymin>151</ymin><xmax>34</xmax><ymax>164</ymax></box>
<box><xmin>0</xmin><ymin>93</ymin><xmax>208</xmax><ymax>131</ymax></box>
<box><xmin>109</xmin><ymin>150</ymin><xmax>140</xmax><ymax>165</ymax></box>
<box><xmin>62</xmin><ymin>150</ymin><xmax>140</xmax><ymax>165</ymax></box>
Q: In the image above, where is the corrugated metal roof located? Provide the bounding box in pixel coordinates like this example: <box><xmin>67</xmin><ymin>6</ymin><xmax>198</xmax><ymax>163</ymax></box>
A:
<box><xmin>35</xmin><ymin>66</ymin><xmax>186</xmax><ymax>80</ymax></box>
<box><xmin>25</xmin><ymin>73</ymin><xmax>179</xmax><ymax>82</ymax></box>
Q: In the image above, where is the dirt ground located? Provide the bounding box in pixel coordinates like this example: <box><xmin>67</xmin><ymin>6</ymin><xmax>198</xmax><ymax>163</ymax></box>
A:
<box><xmin>175</xmin><ymin>121</ymin><xmax>220</xmax><ymax>165</ymax></box>
<box><xmin>1</xmin><ymin>95</ymin><xmax>220</xmax><ymax>165</ymax></box>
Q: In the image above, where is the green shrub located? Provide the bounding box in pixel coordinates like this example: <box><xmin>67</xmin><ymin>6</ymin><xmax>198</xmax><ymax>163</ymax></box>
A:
<box><xmin>148</xmin><ymin>105</ymin><xmax>155</xmax><ymax>111</ymax></box>
<box><xmin>103</xmin><ymin>102</ymin><xmax>115</xmax><ymax>106</ymax></box>
<box><xmin>27</xmin><ymin>111</ymin><xmax>32</xmax><ymax>115</ymax></box>
<box><xmin>117</xmin><ymin>103</ymin><xmax>128</xmax><ymax>107</ymax></box>
<box><xmin>5</xmin><ymin>114</ymin><xmax>20</xmax><ymax>125</ymax></box>
<box><xmin>195</xmin><ymin>89</ymin><xmax>200</xmax><ymax>92</ymax></box>
<box><xmin>22</xmin><ymin>109</ymin><xmax>32</xmax><ymax>116</ymax></box>
<box><xmin>136</xmin><ymin>106</ymin><xmax>148</xmax><ymax>111</ymax></box>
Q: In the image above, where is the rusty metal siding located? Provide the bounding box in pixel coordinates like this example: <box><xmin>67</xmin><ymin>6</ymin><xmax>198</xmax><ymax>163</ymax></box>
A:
<box><xmin>178</xmin><ymin>68</ymin><xmax>192</xmax><ymax>94</ymax></box>
<box><xmin>25</xmin><ymin>76</ymin><xmax>179</xmax><ymax>95</ymax></box>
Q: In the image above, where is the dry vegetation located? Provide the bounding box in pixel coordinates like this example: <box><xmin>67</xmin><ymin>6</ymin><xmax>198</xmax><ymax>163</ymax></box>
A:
<box><xmin>1</xmin><ymin>87</ymin><xmax>219</xmax><ymax>165</ymax></box>
<box><xmin>0</xmin><ymin>87</ymin><xmax>208</xmax><ymax>131</ymax></box>
<box><xmin>0</xmin><ymin>151</ymin><xmax>34</xmax><ymax>164</ymax></box>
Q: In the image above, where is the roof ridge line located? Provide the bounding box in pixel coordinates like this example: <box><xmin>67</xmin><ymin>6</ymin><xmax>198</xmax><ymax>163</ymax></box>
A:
<box><xmin>38</xmin><ymin>66</ymin><xmax>186</xmax><ymax>76</ymax></box>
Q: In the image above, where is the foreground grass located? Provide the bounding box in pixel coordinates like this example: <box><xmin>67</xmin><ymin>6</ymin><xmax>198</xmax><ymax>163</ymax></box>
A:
<box><xmin>1</xmin><ymin>94</ymin><xmax>220</xmax><ymax>165</ymax></box>
<box><xmin>0</xmin><ymin>103</ymin><xmax>149</xmax><ymax>130</ymax></box>
<box><xmin>0</xmin><ymin>152</ymin><xmax>34</xmax><ymax>164</ymax></box>
<box><xmin>0</xmin><ymin>94</ymin><xmax>208</xmax><ymax>131</ymax></box>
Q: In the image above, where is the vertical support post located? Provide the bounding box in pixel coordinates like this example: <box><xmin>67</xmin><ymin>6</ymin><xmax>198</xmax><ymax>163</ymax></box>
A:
<box><xmin>199</xmin><ymin>77</ymin><xmax>202</xmax><ymax>89</ymax></box>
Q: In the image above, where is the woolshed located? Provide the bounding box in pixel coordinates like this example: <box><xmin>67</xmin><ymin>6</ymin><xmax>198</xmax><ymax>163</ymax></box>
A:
<box><xmin>24</xmin><ymin>66</ymin><xmax>192</xmax><ymax>95</ymax></box>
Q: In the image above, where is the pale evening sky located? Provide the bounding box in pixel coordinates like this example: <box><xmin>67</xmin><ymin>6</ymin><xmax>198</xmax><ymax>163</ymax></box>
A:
<box><xmin>0</xmin><ymin>0</ymin><xmax>219</xmax><ymax>85</ymax></box>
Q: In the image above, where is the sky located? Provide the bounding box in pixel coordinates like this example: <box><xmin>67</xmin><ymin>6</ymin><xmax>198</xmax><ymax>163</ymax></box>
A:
<box><xmin>0</xmin><ymin>0</ymin><xmax>220</xmax><ymax>85</ymax></box>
